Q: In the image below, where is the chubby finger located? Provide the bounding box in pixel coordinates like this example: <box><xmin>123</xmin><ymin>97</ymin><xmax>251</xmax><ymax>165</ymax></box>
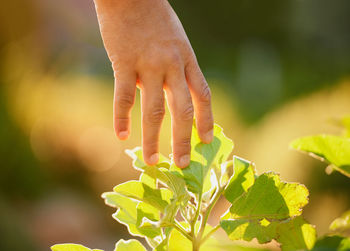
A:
<box><xmin>141</xmin><ymin>75</ymin><xmax>165</xmax><ymax>165</ymax></box>
<box><xmin>114</xmin><ymin>69</ymin><xmax>137</xmax><ymax>140</ymax></box>
<box><xmin>185</xmin><ymin>61</ymin><xmax>214</xmax><ymax>143</ymax></box>
<box><xmin>165</xmin><ymin>72</ymin><xmax>193</xmax><ymax>168</ymax></box>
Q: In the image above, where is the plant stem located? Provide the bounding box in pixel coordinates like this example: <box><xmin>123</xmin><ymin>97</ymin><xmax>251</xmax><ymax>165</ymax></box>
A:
<box><xmin>172</xmin><ymin>221</ymin><xmax>192</xmax><ymax>241</ymax></box>
<box><xmin>200</xmin><ymin>225</ymin><xmax>220</xmax><ymax>245</ymax></box>
<box><xmin>192</xmin><ymin>239</ymin><xmax>200</xmax><ymax>251</ymax></box>
<box><xmin>197</xmin><ymin>186</ymin><xmax>225</xmax><ymax>241</ymax></box>
<box><xmin>191</xmin><ymin>191</ymin><xmax>202</xmax><ymax>236</ymax></box>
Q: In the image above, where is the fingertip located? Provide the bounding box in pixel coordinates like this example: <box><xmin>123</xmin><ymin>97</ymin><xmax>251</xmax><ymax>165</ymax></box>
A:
<box><xmin>200</xmin><ymin>129</ymin><xmax>213</xmax><ymax>144</ymax></box>
<box><xmin>176</xmin><ymin>154</ymin><xmax>190</xmax><ymax>168</ymax></box>
<box><xmin>145</xmin><ymin>153</ymin><xmax>159</xmax><ymax>166</ymax></box>
<box><xmin>117</xmin><ymin>130</ymin><xmax>129</xmax><ymax>140</ymax></box>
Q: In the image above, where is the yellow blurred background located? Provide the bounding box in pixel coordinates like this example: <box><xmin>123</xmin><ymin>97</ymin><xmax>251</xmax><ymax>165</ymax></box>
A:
<box><xmin>1</xmin><ymin>0</ymin><xmax>350</xmax><ymax>250</ymax></box>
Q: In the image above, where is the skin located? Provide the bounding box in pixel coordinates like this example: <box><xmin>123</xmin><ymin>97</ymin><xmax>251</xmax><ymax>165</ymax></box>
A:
<box><xmin>93</xmin><ymin>0</ymin><xmax>213</xmax><ymax>168</ymax></box>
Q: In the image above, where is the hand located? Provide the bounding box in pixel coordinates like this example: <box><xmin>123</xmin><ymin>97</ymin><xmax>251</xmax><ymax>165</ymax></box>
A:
<box><xmin>94</xmin><ymin>0</ymin><xmax>213</xmax><ymax>167</ymax></box>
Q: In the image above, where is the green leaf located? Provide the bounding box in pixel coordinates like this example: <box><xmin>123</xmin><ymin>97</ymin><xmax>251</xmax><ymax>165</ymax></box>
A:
<box><xmin>221</xmin><ymin>217</ymin><xmax>316</xmax><ymax>250</ymax></box>
<box><xmin>102</xmin><ymin>192</ymin><xmax>138</xmax><ymax>224</ymax></box>
<box><xmin>153</xmin><ymin>238</ymin><xmax>168</xmax><ymax>251</ymax></box>
<box><xmin>51</xmin><ymin>244</ymin><xmax>103</xmax><ymax>251</ymax></box>
<box><xmin>114</xmin><ymin>181</ymin><xmax>172</xmax><ymax>211</ymax></box>
<box><xmin>229</xmin><ymin>172</ymin><xmax>309</xmax><ymax>220</ymax></box>
<box><xmin>170</xmin><ymin>161</ymin><xmax>208</xmax><ymax>194</ymax></box>
<box><xmin>330</xmin><ymin>210</ymin><xmax>350</xmax><ymax>234</ymax></box>
<box><xmin>221</xmin><ymin>164</ymin><xmax>312</xmax><ymax>248</ymax></box>
<box><xmin>122</xmin><ymin>148</ymin><xmax>191</xmax><ymax>234</ymax></box>
<box><xmin>136</xmin><ymin>202</ymin><xmax>161</xmax><ymax>238</ymax></box>
<box><xmin>114</xmin><ymin>239</ymin><xmax>147</xmax><ymax>251</ymax></box>
<box><xmin>170</xmin><ymin>124</ymin><xmax>233</xmax><ymax>195</ymax></box>
<box><xmin>224</xmin><ymin>156</ymin><xmax>255</xmax><ymax>204</ymax></box>
<box><xmin>220</xmin><ymin>218</ymin><xmax>278</xmax><ymax>244</ymax></box>
<box><xmin>191</xmin><ymin>124</ymin><xmax>234</xmax><ymax>169</ymax></box>
<box><xmin>126</xmin><ymin>148</ymin><xmax>189</xmax><ymax>205</ymax></box>
<box><xmin>126</xmin><ymin>147</ymin><xmax>171</xmax><ymax>171</ymax></box>
<box><xmin>312</xmin><ymin>236</ymin><xmax>350</xmax><ymax>251</ymax></box>
<box><xmin>277</xmin><ymin>216</ymin><xmax>316</xmax><ymax>251</ymax></box>
<box><xmin>291</xmin><ymin>135</ymin><xmax>350</xmax><ymax>178</ymax></box>
<box><xmin>139</xmin><ymin>173</ymin><xmax>156</xmax><ymax>188</ymax></box>
<box><xmin>102</xmin><ymin>192</ymin><xmax>161</xmax><ymax>238</ymax></box>
<box><xmin>202</xmin><ymin>169</ymin><xmax>217</xmax><ymax>202</ymax></box>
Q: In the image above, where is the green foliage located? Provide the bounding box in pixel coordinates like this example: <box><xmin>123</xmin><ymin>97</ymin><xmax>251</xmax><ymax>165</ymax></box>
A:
<box><xmin>220</xmin><ymin>157</ymin><xmax>314</xmax><ymax>250</ymax></box>
<box><xmin>291</xmin><ymin>117</ymin><xmax>350</xmax><ymax>250</ymax></box>
<box><xmin>312</xmin><ymin>236</ymin><xmax>350</xmax><ymax>251</ymax></box>
<box><xmin>114</xmin><ymin>239</ymin><xmax>147</xmax><ymax>251</ymax></box>
<box><xmin>291</xmin><ymin>135</ymin><xmax>350</xmax><ymax>177</ymax></box>
<box><xmin>52</xmin><ymin>123</ymin><xmax>317</xmax><ymax>250</ymax></box>
<box><xmin>223</xmin><ymin>157</ymin><xmax>255</xmax><ymax>204</ymax></box>
<box><xmin>276</xmin><ymin>216</ymin><xmax>317</xmax><ymax>250</ymax></box>
<box><xmin>330</xmin><ymin>210</ymin><xmax>350</xmax><ymax>236</ymax></box>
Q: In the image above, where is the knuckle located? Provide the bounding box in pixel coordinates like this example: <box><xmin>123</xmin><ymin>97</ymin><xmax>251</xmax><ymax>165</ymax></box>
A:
<box><xmin>146</xmin><ymin>107</ymin><xmax>165</xmax><ymax>125</ymax></box>
<box><xmin>116</xmin><ymin>93</ymin><xmax>135</xmax><ymax>108</ymax></box>
<box><xmin>146</xmin><ymin>58</ymin><xmax>162</xmax><ymax>72</ymax></box>
<box><xmin>176</xmin><ymin>137</ymin><xmax>191</xmax><ymax>149</ymax></box>
<box><xmin>199</xmin><ymin>84</ymin><xmax>212</xmax><ymax>104</ymax></box>
<box><xmin>143</xmin><ymin>140</ymin><xmax>158</xmax><ymax>151</ymax></box>
<box><xmin>165</xmin><ymin>51</ymin><xmax>182</xmax><ymax>65</ymax></box>
<box><xmin>179</xmin><ymin>103</ymin><xmax>194</xmax><ymax>121</ymax></box>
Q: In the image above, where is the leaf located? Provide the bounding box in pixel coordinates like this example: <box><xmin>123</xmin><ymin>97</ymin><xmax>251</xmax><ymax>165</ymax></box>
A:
<box><xmin>224</xmin><ymin>156</ymin><xmax>255</xmax><ymax>204</ymax></box>
<box><xmin>153</xmin><ymin>238</ymin><xmax>168</xmax><ymax>251</ymax></box>
<box><xmin>102</xmin><ymin>192</ymin><xmax>138</xmax><ymax>225</ymax></box>
<box><xmin>191</xmin><ymin>124</ymin><xmax>234</xmax><ymax>169</ymax></box>
<box><xmin>277</xmin><ymin>216</ymin><xmax>316</xmax><ymax>250</ymax></box>
<box><xmin>221</xmin><ymin>217</ymin><xmax>316</xmax><ymax>249</ymax></box>
<box><xmin>126</xmin><ymin>147</ymin><xmax>171</xmax><ymax>171</ymax></box>
<box><xmin>121</xmin><ymin>148</ymin><xmax>190</xmax><ymax>235</ymax></box>
<box><xmin>139</xmin><ymin>173</ymin><xmax>156</xmax><ymax>188</ymax></box>
<box><xmin>114</xmin><ymin>239</ymin><xmax>147</xmax><ymax>251</ymax></box>
<box><xmin>114</xmin><ymin>180</ymin><xmax>172</xmax><ymax>211</ymax></box>
<box><xmin>229</xmin><ymin>172</ymin><xmax>309</xmax><ymax>220</ymax></box>
<box><xmin>170</xmin><ymin>124</ymin><xmax>233</xmax><ymax>195</ymax></box>
<box><xmin>136</xmin><ymin>202</ymin><xmax>162</xmax><ymax>238</ymax></box>
<box><xmin>126</xmin><ymin>148</ymin><xmax>189</xmax><ymax>205</ymax></box>
<box><xmin>220</xmin><ymin>218</ymin><xmax>278</xmax><ymax>244</ymax></box>
<box><xmin>219</xmin><ymin>160</ymin><xmax>233</xmax><ymax>188</ymax></box>
<box><xmin>221</xmin><ymin>162</ymin><xmax>312</xmax><ymax>248</ymax></box>
<box><xmin>51</xmin><ymin>244</ymin><xmax>103</xmax><ymax>251</ymax></box>
<box><xmin>312</xmin><ymin>236</ymin><xmax>350</xmax><ymax>251</ymax></box>
<box><xmin>202</xmin><ymin>169</ymin><xmax>218</xmax><ymax>202</ymax></box>
<box><xmin>291</xmin><ymin>135</ymin><xmax>350</xmax><ymax>177</ymax></box>
<box><xmin>102</xmin><ymin>192</ymin><xmax>161</xmax><ymax>238</ymax></box>
<box><xmin>330</xmin><ymin>210</ymin><xmax>350</xmax><ymax>234</ymax></box>
<box><xmin>170</xmin><ymin>161</ymin><xmax>208</xmax><ymax>194</ymax></box>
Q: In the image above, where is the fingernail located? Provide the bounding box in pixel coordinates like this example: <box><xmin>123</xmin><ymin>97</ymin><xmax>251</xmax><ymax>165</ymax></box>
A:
<box><xmin>118</xmin><ymin>131</ymin><xmax>129</xmax><ymax>140</ymax></box>
<box><xmin>149</xmin><ymin>153</ymin><xmax>159</xmax><ymax>165</ymax></box>
<box><xmin>203</xmin><ymin>130</ymin><xmax>213</xmax><ymax>143</ymax></box>
<box><xmin>179</xmin><ymin>154</ymin><xmax>190</xmax><ymax>168</ymax></box>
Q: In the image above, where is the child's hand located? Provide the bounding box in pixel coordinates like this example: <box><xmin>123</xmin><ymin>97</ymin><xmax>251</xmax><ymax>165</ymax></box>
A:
<box><xmin>94</xmin><ymin>0</ymin><xmax>213</xmax><ymax>167</ymax></box>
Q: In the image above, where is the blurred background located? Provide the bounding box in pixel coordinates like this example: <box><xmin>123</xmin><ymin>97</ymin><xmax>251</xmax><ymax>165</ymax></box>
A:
<box><xmin>1</xmin><ymin>0</ymin><xmax>350</xmax><ymax>250</ymax></box>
